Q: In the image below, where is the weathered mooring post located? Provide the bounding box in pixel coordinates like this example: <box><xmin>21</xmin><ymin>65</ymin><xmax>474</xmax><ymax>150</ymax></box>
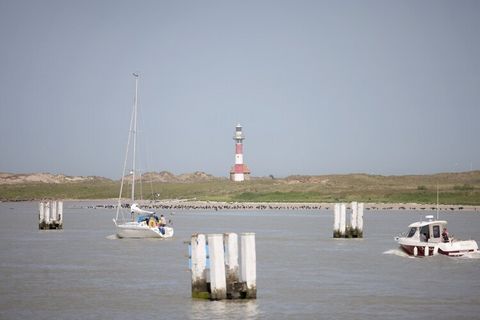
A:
<box><xmin>44</xmin><ymin>201</ymin><xmax>50</xmax><ymax>225</ymax></box>
<box><xmin>39</xmin><ymin>202</ymin><xmax>45</xmax><ymax>226</ymax></box>
<box><xmin>52</xmin><ymin>201</ymin><xmax>57</xmax><ymax>224</ymax></box>
<box><xmin>39</xmin><ymin>201</ymin><xmax>63</xmax><ymax>230</ymax></box>
<box><xmin>189</xmin><ymin>232</ymin><xmax>256</xmax><ymax>300</ymax></box>
<box><xmin>208</xmin><ymin>234</ymin><xmax>227</xmax><ymax>300</ymax></box>
<box><xmin>191</xmin><ymin>234</ymin><xmax>208</xmax><ymax>299</ymax></box>
<box><xmin>57</xmin><ymin>200</ymin><xmax>63</xmax><ymax>224</ymax></box>
<box><xmin>339</xmin><ymin>203</ymin><xmax>347</xmax><ymax>237</ymax></box>
<box><xmin>240</xmin><ymin>232</ymin><xmax>257</xmax><ymax>299</ymax></box>
<box><xmin>350</xmin><ymin>201</ymin><xmax>358</xmax><ymax>231</ymax></box>
<box><xmin>333</xmin><ymin>202</ymin><xmax>363</xmax><ymax>238</ymax></box>
<box><xmin>333</xmin><ymin>203</ymin><xmax>340</xmax><ymax>237</ymax></box>
<box><xmin>224</xmin><ymin>233</ymin><xmax>240</xmax><ymax>298</ymax></box>
<box><xmin>357</xmin><ymin>202</ymin><xmax>364</xmax><ymax>237</ymax></box>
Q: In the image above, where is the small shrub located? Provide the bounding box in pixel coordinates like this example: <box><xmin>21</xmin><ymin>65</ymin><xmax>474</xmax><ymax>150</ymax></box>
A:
<box><xmin>453</xmin><ymin>184</ymin><xmax>474</xmax><ymax>191</ymax></box>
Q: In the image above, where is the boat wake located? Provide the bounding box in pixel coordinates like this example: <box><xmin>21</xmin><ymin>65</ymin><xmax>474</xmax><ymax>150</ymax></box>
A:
<box><xmin>106</xmin><ymin>234</ymin><xmax>119</xmax><ymax>240</ymax></box>
<box><xmin>383</xmin><ymin>248</ymin><xmax>413</xmax><ymax>258</ymax></box>
<box><xmin>457</xmin><ymin>251</ymin><xmax>480</xmax><ymax>259</ymax></box>
<box><xmin>383</xmin><ymin>248</ymin><xmax>480</xmax><ymax>259</ymax></box>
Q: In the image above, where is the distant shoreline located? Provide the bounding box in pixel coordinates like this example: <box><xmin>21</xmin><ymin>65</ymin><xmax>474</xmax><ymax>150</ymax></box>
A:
<box><xmin>8</xmin><ymin>199</ymin><xmax>477</xmax><ymax>212</ymax></box>
<box><xmin>2</xmin><ymin>171</ymin><xmax>479</xmax><ymax>205</ymax></box>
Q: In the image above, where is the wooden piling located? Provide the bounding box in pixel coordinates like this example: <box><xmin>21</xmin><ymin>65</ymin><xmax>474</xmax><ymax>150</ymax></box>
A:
<box><xmin>350</xmin><ymin>201</ymin><xmax>358</xmax><ymax>230</ymax></box>
<box><xmin>357</xmin><ymin>202</ymin><xmax>364</xmax><ymax>237</ymax></box>
<box><xmin>240</xmin><ymin>232</ymin><xmax>256</xmax><ymax>299</ymax></box>
<box><xmin>339</xmin><ymin>203</ymin><xmax>346</xmax><ymax>237</ymax></box>
<box><xmin>333</xmin><ymin>203</ymin><xmax>341</xmax><ymax>237</ymax></box>
<box><xmin>52</xmin><ymin>201</ymin><xmax>58</xmax><ymax>223</ymax></box>
<box><xmin>45</xmin><ymin>202</ymin><xmax>51</xmax><ymax>225</ymax></box>
<box><xmin>224</xmin><ymin>233</ymin><xmax>240</xmax><ymax>298</ymax></box>
<box><xmin>39</xmin><ymin>201</ymin><xmax>64</xmax><ymax>230</ymax></box>
<box><xmin>333</xmin><ymin>202</ymin><xmax>364</xmax><ymax>238</ymax></box>
<box><xmin>207</xmin><ymin>234</ymin><xmax>227</xmax><ymax>300</ymax></box>
<box><xmin>39</xmin><ymin>202</ymin><xmax>45</xmax><ymax>229</ymax></box>
<box><xmin>58</xmin><ymin>201</ymin><xmax>64</xmax><ymax>228</ymax></box>
<box><xmin>191</xmin><ymin>234</ymin><xmax>208</xmax><ymax>299</ymax></box>
<box><xmin>189</xmin><ymin>232</ymin><xmax>257</xmax><ymax>300</ymax></box>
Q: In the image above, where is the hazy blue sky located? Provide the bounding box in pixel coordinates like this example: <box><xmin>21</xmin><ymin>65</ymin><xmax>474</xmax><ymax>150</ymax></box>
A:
<box><xmin>1</xmin><ymin>0</ymin><xmax>479</xmax><ymax>179</ymax></box>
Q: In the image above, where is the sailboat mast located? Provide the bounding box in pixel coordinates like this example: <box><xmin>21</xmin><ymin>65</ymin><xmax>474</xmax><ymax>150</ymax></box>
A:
<box><xmin>132</xmin><ymin>73</ymin><xmax>139</xmax><ymax>203</ymax></box>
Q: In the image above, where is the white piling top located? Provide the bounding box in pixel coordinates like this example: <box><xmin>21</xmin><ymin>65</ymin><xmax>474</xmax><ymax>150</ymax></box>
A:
<box><xmin>207</xmin><ymin>234</ymin><xmax>227</xmax><ymax>299</ymax></box>
<box><xmin>240</xmin><ymin>232</ymin><xmax>256</xmax><ymax>288</ymax></box>
<box><xmin>339</xmin><ymin>203</ymin><xmax>346</xmax><ymax>233</ymax></box>
<box><xmin>191</xmin><ymin>234</ymin><xmax>207</xmax><ymax>281</ymax></box>
<box><xmin>224</xmin><ymin>233</ymin><xmax>239</xmax><ymax>270</ymax></box>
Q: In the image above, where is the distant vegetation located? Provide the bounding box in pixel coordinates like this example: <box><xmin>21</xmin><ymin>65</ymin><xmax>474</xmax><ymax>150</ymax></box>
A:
<box><xmin>1</xmin><ymin>171</ymin><xmax>479</xmax><ymax>205</ymax></box>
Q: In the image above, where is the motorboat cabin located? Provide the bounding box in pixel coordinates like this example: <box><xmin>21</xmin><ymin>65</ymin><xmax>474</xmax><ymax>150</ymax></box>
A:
<box><xmin>405</xmin><ymin>219</ymin><xmax>448</xmax><ymax>244</ymax></box>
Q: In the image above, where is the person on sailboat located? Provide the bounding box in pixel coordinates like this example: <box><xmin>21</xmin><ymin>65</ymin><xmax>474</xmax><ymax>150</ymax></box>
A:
<box><xmin>159</xmin><ymin>214</ymin><xmax>167</xmax><ymax>227</ymax></box>
<box><xmin>158</xmin><ymin>215</ymin><xmax>166</xmax><ymax>235</ymax></box>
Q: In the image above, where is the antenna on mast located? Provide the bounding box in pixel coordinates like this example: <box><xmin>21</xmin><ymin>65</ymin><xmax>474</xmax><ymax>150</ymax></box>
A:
<box><xmin>131</xmin><ymin>72</ymin><xmax>139</xmax><ymax>203</ymax></box>
<box><xmin>436</xmin><ymin>184</ymin><xmax>439</xmax><ymax>220</ymax></box>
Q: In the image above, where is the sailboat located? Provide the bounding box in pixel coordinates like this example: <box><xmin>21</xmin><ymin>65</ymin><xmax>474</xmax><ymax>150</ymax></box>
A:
<box><xmin>113</xmin><ymin>73</ymin><xmax>174</xmax><ymax>239</ymax></box>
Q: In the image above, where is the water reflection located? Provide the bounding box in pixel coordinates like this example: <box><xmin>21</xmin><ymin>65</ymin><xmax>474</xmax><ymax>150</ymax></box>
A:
<box><xmin>189</xmin><ymin>299</ymin><xmax>259</xmax><ymax>320</ymax></box>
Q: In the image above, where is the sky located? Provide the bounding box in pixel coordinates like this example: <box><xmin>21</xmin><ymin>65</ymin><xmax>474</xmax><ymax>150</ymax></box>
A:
<box><xmin>0</xmin><ymin>0</ymin><xmax>479</xmax><ymax>179</ymax></box>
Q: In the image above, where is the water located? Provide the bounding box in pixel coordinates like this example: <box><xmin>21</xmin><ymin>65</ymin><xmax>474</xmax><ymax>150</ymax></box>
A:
<box><xmin>1</xmin><ymin>202</ymin><xmax>479</xmax><ymax>320</ymax></box>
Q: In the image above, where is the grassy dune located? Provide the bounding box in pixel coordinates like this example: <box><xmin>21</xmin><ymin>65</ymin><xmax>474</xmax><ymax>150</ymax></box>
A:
<box><xmin>1</xmin><ymin>171</ymin><xmax>479</xmax><ymax>205</ymax></box>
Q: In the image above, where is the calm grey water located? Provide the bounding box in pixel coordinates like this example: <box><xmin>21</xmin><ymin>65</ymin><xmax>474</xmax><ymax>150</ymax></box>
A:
<box><xmin>1</xmin><ymin>202</ymin><xmax>479</xmax><ymax>320</ymax></box>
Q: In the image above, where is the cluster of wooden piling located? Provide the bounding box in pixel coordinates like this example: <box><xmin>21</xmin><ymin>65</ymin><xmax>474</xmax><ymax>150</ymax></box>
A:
<box><xmin>190</xmin><ymin>232</ymin><xmax>256</xmax><ymax>300</ymax></box>
<box><xmin>39</xmin><ymin>201</ymin><xmax>63</xmax><ymax>230</ymax></box>
<box><xmin>333</xmin><ymin>202</ymin><xmax>364</xmax><ymax>238</ymax></box>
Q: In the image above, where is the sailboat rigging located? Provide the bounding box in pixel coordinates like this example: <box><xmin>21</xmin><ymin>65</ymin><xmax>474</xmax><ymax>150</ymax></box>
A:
<box><xmin>113</xmin><ymin>73</ymin><xmax>174</xmax><ymax>238</ymax></box>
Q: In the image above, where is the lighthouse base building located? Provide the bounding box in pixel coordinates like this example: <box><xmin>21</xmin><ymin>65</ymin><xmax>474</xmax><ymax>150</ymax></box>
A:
<box><xmin>230</xmin><ymin>164</ymin><xmax>251</xmax><ymax>181</ymax></box>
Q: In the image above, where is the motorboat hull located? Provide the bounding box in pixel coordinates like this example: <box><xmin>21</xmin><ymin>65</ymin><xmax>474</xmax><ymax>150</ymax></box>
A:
<box><xmin>397</xmin><ymin>238</ymin><xmax>478</xmax><ymax>257</ymax></box>
<box><xmin>116</xmin><ymin>221</ymin><xmax>174</xmax><ymax>239</ymax></box>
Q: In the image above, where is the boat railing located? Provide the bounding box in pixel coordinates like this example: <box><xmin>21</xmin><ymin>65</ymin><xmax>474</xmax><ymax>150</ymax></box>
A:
<box><xmin>394</xmin><ymin>231</ymin><xmax>408</xmax><ymax>241</ymax></box>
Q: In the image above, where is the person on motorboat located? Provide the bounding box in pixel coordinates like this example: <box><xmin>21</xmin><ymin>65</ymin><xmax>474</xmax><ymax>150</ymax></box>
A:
<box><xmin>420</xmin><ymin>232</ymin><xmax>428</xmax><ymax>242</ymax></box>
<box><xmin>442</xmin><ymin>227</ymin><xmax>449</xmax><ymax>243</ymax></box>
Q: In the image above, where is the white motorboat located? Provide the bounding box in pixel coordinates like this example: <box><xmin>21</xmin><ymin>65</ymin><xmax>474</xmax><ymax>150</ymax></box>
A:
<box><xmin>112</xmin><ymin>73</ymin><xmax>174</xmax><ymax>239</ymax></box>
<box><xmin>395</xmin><ymin>215</ymin><xmax>478</xmax><ymax>257</ymax></box>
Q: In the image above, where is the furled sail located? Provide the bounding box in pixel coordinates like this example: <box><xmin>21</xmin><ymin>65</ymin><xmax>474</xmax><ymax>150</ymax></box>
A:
<box><xmin>131</xmin><ymin>203</ymin><xmax>154</xmax><ymax>215</ymax></box>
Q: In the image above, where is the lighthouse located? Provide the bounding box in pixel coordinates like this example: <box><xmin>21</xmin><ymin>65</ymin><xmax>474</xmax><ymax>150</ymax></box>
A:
<box><xmin>230</xmin><ymin>124</ymin><xmax>251</xmax><ymax>182</ymax></box>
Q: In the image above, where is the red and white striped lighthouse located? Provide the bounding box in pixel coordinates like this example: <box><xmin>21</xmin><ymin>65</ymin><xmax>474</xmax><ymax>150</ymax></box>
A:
<box><xmin>230</xmin><ymin>124</ymin><xmax>250</xmax><ymax>182</ymax></box>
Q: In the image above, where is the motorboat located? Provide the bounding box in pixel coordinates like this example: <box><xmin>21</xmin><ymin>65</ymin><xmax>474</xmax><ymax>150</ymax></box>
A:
<box><xmin>395</xmin><ymin>215</ymin><xmax>478</xmax><ymax>257</ymax></box>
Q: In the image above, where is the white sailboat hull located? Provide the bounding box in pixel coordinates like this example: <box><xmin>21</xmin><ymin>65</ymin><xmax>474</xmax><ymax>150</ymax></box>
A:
<box><xmin>116</xmin><ymin>221</ymin><xmax>174</xmax><ymax>239</ymax></box>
